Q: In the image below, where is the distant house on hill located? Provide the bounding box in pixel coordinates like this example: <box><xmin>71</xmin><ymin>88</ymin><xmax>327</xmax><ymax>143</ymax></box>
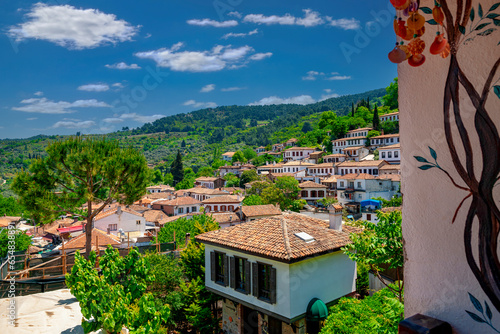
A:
<box><xmin>283</xmin><ymin>147</ymin><xmax>315</xmax><ymax>162</ymax></box>
<box><xmin>194</xmin><ymin>177</ymin><xmax>226</xmax><ymax>189</ymax></box>
<box><xmin>379</xmin><ymin>112</ymin><xmax>399</xmax><ymax>122</ymax></box>
<box><xmin>146</xmin><ymin>184</ymin><xmax>174</xmax><ymax>194</ymax></box>
<box><xmin>222</xmin><ymin>152</ymin><xmax>236</xmax><ymax>162</ymax></box>
<box><xmin>377</xmin><ymin>143</ymin><xmax>400</xmax><ymax>164</ymax></box>
<box><xmin>284</xmin><ymin>138</ymin><xmax>298</xmax><ymax>147</ymax></box>
<box><xmin>203</xmin><ymin>195</ymin><xmax>243</xmax><ymax>213</ymax></box>
<box><xmin>299</xmin><ymin>181</ymin><xmax>328</xmax><ymax>205</ymax></box>
<box><xmin>152</xmin><ymin>197</ymin><xmax>202</xmax><ymax>216</ymax></box>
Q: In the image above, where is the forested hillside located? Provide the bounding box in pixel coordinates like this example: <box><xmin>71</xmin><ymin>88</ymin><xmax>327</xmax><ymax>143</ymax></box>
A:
<box><xmin>0</xmin><ymin>87</ymin><xmax>388</xmax><ymax>197</ymax></box>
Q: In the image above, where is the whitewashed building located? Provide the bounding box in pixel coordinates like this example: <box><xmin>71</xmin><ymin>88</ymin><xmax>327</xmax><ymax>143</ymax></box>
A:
<box><xmin>378</xmin><ymin>143</ymin><xmax>401</xmax><ymax>164</ymax></box>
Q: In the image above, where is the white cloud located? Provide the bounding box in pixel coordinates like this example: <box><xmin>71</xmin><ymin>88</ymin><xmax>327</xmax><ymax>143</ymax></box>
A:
<box><xmin>326</xmin><ymin>17</ymin><xmax>360</xmax><ymax>30</ymax></box>
<box><xmin>78</xmin><ymin>84</ymin><xmax>109</xmax><ymax>92</ymax></box>
<box><xmin>249</xmin><ymin>95</ymin><xmax>316</xmax><ymax>106</ymax></box>
<box><xmin>243</xmin><ymin>9</ymin><xmax>323</xmax><ymax>27</ymax></box>
<box><xmin>222</xmin><ymin>29</ymin><xmax>259</xmax><ymax>39</ymax></box>
<box><xmin>249</xmin><ymin>52</ymin><xmax>272</xmax><ymax>60</ymax></box>
<box><xmin>135</xmin><ymin>43</ymin><xmax>269</xmax><ymax>72</ymax></box>
<box><xmin>102</xmin><ymin>118</ymin><xmax>124</xmax><ymax>124</ymax></box>
<box><xmin>228</xmin><ymin>11</ymin><xmax>242</xmax><ymax>19</ymax></box>
<box><xmin>302</xmin><ymin>70</ymin><xmax>324</xmax><ymax>81</ymax></box>
<box><xmin>27</xmin><ymin>117</ymin><xmax>38</xmax><ymax>121</ymax></box>
<box><xmin>34</xmin><ymin>91</ymin><xmax>43</xmax><ymax>96</ymax></box>
<box><xmin>102</xmin><ymin>113</ymin><xmax>164</xmax><ymax>124</ymax></box>
<box><xmin>201</xmin><ymin>84</ymin><xmax>215</xmax><ymax>93</ymax></box>
<box><xmin>320</xmin><ymin>90</ymin><xmax>340</xmax><ymax>101</ymax></box>
<box><xmin>53</xmin><ymin>120</ymin><xmax>96</xmax><ymax>129</ymax></box>
<box><xmin>12</xmin><ymin>97</ymin><xmax>111</xmax><ymax>114</ymax></box>
<box><xmin>221</xmin><ymin>87</ymin><xmax>245</xmax><ymax>92</ymax></box>
<box><xmin>183</xmin><ymin>100</ymin><xmax>217</xmax><ymax>109</ymax></box>
<box><xmin>187</xmin><ymin>18</ymin><xmax>238</xmax><ymax>28</ymax></box>
<box><xmin>326</xmin><ymin>75</ymin><xmax>351</xmax><ymax>81</ymax></box>
<box><xmin>112</xmin><ymin>83</ymin><xmax>125</xmax><ymax>90</ymax></box>
<box><xmin>105</xmin><ymin>62</ymin><xmax>141</xmax><ymax>70</ymax></box>
<box><xmin>8</xmin><ymin>3</ymin><xmax>139</xmax><ymax>49</ymax></box>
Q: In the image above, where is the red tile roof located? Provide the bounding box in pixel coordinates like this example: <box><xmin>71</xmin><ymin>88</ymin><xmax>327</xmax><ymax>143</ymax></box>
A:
<box><xmin>299</xmin><ymin>181</ymin><xmax>327</xmax><ymax>188</ymax></box>
<box><xmin>338</xmin><ymin>173</ymin><xmax>376</xmax><ymax>180</ymax></box>
<box><xmin>241</xmin><ymin>204</ymin><xmax>282</xmax><ymax>218</ymax></box>
<box><xmin>196</xmin><ymin>213</ymin><xmax>354</xmax><ymax>262</ymax></box>
<box><xmin>202</xmin><ymin>195</ymin><xmax>242</xmax><ymax>204</ymax></box>
<box><xmin>64</xmin><ymin>228</ymin><xmax>121</xmax><ymax>250</ymax></box>
<box><xmin>155</xmin><ymin>197</ymin><xmax>202</xmax><ymax>206</ymax></box>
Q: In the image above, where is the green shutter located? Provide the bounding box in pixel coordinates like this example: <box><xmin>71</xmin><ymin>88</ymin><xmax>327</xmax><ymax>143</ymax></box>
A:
<box><xmin>224</xmin><ymin>254</ymin><xmax>229</xmax><ymax>287</ymax></box>
<box><xmin>244</xmin><ymin>260</ymin><xmax>251</xmax><ymax>295</ymax></box>
<box><xmin>252</xmin><ymin>262</ymin><xmax>258</xmax><ymax>297</ymax></box>
<box><xmin>230</xmin><ymin>256</ymin><xmax>236</xmax><ymax>289</ymax></box>
<box><xmin>270</xmin><ymin>267</ymin><xmax>277</xmax><ymax>304</ymax></box>
<box><xmin>210</xmin><ymin>251</ymin><xmax>216</xmax><ymax>282</ymax></box>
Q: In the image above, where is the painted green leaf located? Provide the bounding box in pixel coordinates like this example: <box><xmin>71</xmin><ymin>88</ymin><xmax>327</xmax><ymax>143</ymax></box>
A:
<box><xmin>487</xmin><ymin>13</ymin><xmax>500</xmax><ymax>19</ymax></box>
<box><xmin>494</xmin><ymin>19</ymin><xmax>500</xmax><ymax>26</ymax></box>
<box><xmin>469</xmin><ymin>293</ymin><xmax>484</xmax><ymax>313</ymax></box>
<box><xmin>479</xmin><ymin>4</ymin><xmax>484</xmax><ymax>18</ymax></box>
<box><xmin>494</xmin><ymin>86</ymin><xmax>500</xmax><ymax>99</ymax></box>
<box><xmin>466</xmin><ymin>311</ymin><xmax>486</xmax><ymax>323</ymax></box>
<box><xmin>420</xmin><ymin>7</ymin><xmax>433</xmax><ymax>14</ymax></box>
<box><xmin>429</xmin><ymin>147</ymin><xmax>437</xmax><ymax>160</ymax></box>
<box><xmin>414</xmin><ymin>156</ymin><xmax>429</xmax><ymax>163</ymax></box>
<box><xmin>418</xmin><ymin>165</ymin><xmax>435</xmax><ymax>170</ymax></box>
<box><xmin>427</xmin><ymin>19</ymin><xmax>438</xmax><ymax>25</ymax></box>
<box><xmin>476</xmin><ymin>23</ymin><xmax>491</xmax><ymax>30</ymax></box>
<box><xmin>490</xmin><ymin>3</ymin><xmax>500</xmax><ymax>11</ymax></box>
<box><xmin>485</xmin><ymin>301</ymin><xmax>493</xmax><ymax>320</ymax></box>
<box><xmin>478</xmin><ymin>28</ymin><xmax>497</xmax><ymax>36</ymax></box>
<box><xmin>459</xmin><ymin>25</ymin><xmax>466</xmax><ymax>34</ymax></box>
<box><xmin>471</xmin><ymin>8</ymin><xmax>475</xmax><ymax>22</ymax></box>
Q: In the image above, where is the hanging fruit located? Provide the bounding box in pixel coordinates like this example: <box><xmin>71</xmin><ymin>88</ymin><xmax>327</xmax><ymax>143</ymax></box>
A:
<box><xmin>388</xmin><ymin>45</ymin><xmax>408</xmax><ymax>63</ymax></box>
<box><xmin>408</xmin><ymin>37</ymin><xmax>426</xmax><ymax>55</ymax></box>
<box><xmin>415</xmin><ymin>26</ymin><xmax>426</xmax><ymax>38</ymax></box>
<box><xmin>433</xmin><ymin>5</ymin><xmax>445</xmax><ymax>25</ymax></box>
<box><xmin>391</xmin><ymin>0</ymin><xmax>411</xmax><ymax>10</ymax></box>
<box><xmin>396</xmin><ymin>19</ymin><xmax>407</xmax><ymax>38</ymax></box>
<box><xmin>399</xmin><ymin>44</ymin><xmax>411</xmax><ymax>60</ymax></box>
<box><xmin>408</xmin><ymin>54</ymin><xmax>426</xmax><ymax>67</ymax></box>
<box><xmin>430</xmin><ymin>33</ymin><xmax>448</xmax><ymax>55</ymax></box>
<box><xmin>407</xmin><ymin>12</ymin><xmax>426</xmax><ymax>31</ymax></box>
<box><xmin>440</xmin><ymin>42</ymin><xmax>451</xmax><ymax>58</ymax></box>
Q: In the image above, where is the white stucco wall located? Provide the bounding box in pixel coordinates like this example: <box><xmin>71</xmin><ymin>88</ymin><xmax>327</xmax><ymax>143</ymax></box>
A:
<box><xmin>94</xmin><ymin>211</ymin><xmax>146</xmax><ymax>236</ymax></box>
<box><xmin>400</xmin><ymin>1</ymin><xmax>500</xmax><ymax>332</ymax></box>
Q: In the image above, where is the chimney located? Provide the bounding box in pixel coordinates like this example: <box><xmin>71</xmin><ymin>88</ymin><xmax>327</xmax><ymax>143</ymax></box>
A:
<box><xmin>107</xmin><ymin>227</ymin><xmax>110</xmax><ymax>235</ymax></box>
<box><xmin>117</xmin><ymin>206</ymin><xmax>122</xmax><ymax>215</ymax></box>
<box><xmin>381</xmin><ymin>129</ymin><xmax>385</xmax><ymax>135</ymax></box>
<box><xmin>328</xmin><ymin>204</ymin><xmax>343</xmax><ymax>231</ymax></box>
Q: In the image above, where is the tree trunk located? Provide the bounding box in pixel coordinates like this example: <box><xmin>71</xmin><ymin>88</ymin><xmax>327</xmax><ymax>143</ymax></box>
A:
<box><xmin>85</xmin><ymin>201</ymin><xmax>93</xmax><ymax>258</ymax></box>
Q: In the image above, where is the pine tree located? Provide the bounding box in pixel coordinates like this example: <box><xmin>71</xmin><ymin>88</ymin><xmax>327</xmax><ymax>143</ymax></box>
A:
<box><xmin>171</xmin><ymin>150</ymin><xmax>184</xmax><ymax>185</ymax></box>
<box><xmin>373</xmin><ymin>104</ymin><xmax>380</xmax><ymax>131</ymax></box>
<box><xmin>351</xmin><ymin>103</ymin><xmax>355</xmax><ymax>117</ymax></box>
<box><xmin>181</xmin><ymin>139</ymin><xmax>186</xmax><ymax>148</ymax></box>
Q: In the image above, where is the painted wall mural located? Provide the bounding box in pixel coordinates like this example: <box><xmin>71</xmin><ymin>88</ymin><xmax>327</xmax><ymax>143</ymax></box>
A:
<box><xmin>390</xmin><ymin>0</ymin><xmax>500</xmax><ymax>331</ymax></box>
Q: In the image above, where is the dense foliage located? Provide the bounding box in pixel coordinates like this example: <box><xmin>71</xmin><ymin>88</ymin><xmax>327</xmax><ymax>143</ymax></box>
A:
<box><xmin>0</xmin><ymin>229</ymin><xmax>32</xmax><ymax>258</ymax></box>
<box><xmin>0</xmin><ymin>194</ymin><xmax>24</xmax><ymax>216</ymax></box>
<box><xmin>320</xmin><ymin>286</ymin><xmax>404</xmax><ymax>334</ymax></box>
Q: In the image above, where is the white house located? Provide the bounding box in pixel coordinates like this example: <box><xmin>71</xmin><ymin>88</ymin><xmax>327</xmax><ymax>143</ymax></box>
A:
<box><xmin>255</xmin><ymin>146</ymin><xmax>266</xmax><ymax>153</ymax></box>
<box><xmin>276</xmin><ymin>161</ymin><xmax>315</xmax><ymax>174</ymax></box>
<box><xmin>323</xmin><ymin>154</ymin><xmax>347</xmax><ymax>163</ymax></box>
<box><xmin>196</xmin><ymin>212</ymin><xmax>357</xmax><ymax>334</ymax></box>
<box><xmin>337</xmin><ymin>160</ymin><xmax>388</xmax><ymax>176</ymax></box>
<box><xmin>306</xmin><ymin>163</ymin><xmax>336</xmax><ymax>177</ymax></box>
<box><xmin>146</xmin><ymin>184</ymin><xmax>174</xmax><ymax>194</ymax></box>
<box><xmin>370</xmin><ymin>133</ymin><xmax>400</xmax><ymax>149</ymax></box>
<box><xmin>152</xmin><ymin>197</ymin><xmax>202</xmax><ymax>216</ymax></box>
<box><xmin>336</xmin><ymin>174</ymin><xmax>399</xmax><ymax>205</ymax></box>
<box><xmin>194</xmin><ymin>177</ymin><xmax>226</xmax><ymax>189</ymax></box>
<box><xmin>203</xmin><ymin>195</ymin><xmax>243</xmax><ymax>213</ymax></box>
<box><xmin>379</xmin><ymin>112</ymin><xmax>399</xmax><ymax>123</ymax></box>
<box><xmin>345</xmin><ymin>127</ymin><xmax>372</xmax><ymax>138</ymax></box>
<box><xmin>299</xmin><ymin>181</ymin><xmax>328</xmax><ymax>204</ymax></box>
<box><xmin>343</xmin><ymin>146</ymin><xmax>369</xmax><ymax>162</ymax></box>
<box><xmin>283</xmin><ymin>147</ymin><xmax>316</xmax><ymax>162</ymax></box>
<box><xmin>222</xmin><ymin>152</ymin><xmax>236</xmax><ymax>162</ymax></box>
<box><xmin>378</xmin><ymin>143</ymin><xmax>401</xmax><ymax>164</ymax></box>
<box><xmin>93</xmin><ymin>206</ymin><xmax>151</xmax><ymax>238</ymax></box>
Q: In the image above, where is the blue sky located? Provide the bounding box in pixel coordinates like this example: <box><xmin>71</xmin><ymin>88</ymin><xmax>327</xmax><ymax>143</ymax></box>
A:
<box><xmin>0</xmin><ymin>0</ymin><xmax>397</xmax><ymax>139</ymax></box>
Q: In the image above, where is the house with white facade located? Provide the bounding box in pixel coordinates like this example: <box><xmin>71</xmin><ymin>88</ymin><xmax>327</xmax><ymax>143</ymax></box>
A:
<box><xmin>299</xmin><ymin>181</ymin><xmax>327</xmax><ymax>205</ymax></box>
<box><xmin>203</xmin><ymin>195</ymin><xmax>243</xmax><ymax>213</ymax></box>
<box><xmin>343</xmin><ymin>146</ymin><xmax>369</xmax><ymax>162</ymax></box>
<box><xmin>219</xmin><ymin>165</ymin><xmax>241</xmax><ymax>177</ymax></box>
<box><xmin>379</xmin><ymin>164</ymin><xmax>401</xmax><ymax>175</ymax></box>
<box><xmin>283</xmin><ymin>147</ymin><xmax>316</xmax><ymax>162</ymax></box>
<box><xmin>331</xmin><ymin>137</ymin><xmax>368</xmax><ymax>154</ymax></box>
<box><xmin>306</xmin><ymin>163</ymin><xmax>336</xmax><ymax>177</ymax></box>
<box><xmin>222</xmin><ymin>152</ymin><xmax>236</xmax><ymax>162</ymax></box>
<box><xmin>146</xmin><ymin>184</ymin><xmax>174</xmax><ymax>194</ymax></box>
<box><xmin>184</xmin><ymin>187</ymin><xmax>229</xmax><ymax>201</ymax></box>
<box><xmin>336</xmin><ymin>174</ymin><xmax>399</xmax><ymax>205</ymax></box>
<box><xmin>321</xmin><ymin>175</ymin><xmax>341</xmax><ymax>198</ymax></box>
<box><xmin>379</xmin><ymin>112</ymin><xmax>399</xmax><ymax>123</ymax></box>
<box><xmin>195</xmin><ymin>212</ymin><xmax>357</xmax><ymax>334</ymax></box>
<box><xmin>378</xmin><ymin>143</ymin><xmax>400</xmax><ymax>164</ymax></box>
<box><xmin>323</xmin><ymin>154</ymin><xmax>347</xmax><ymax>163</ymax></box>
<box><xmin>255</xmin><ymin>146</ymin><xmax>266</xmax><ymax>153</ymax></box>
<box><xmin>345</xmin><ymin>127</ymin><xmax>372</xmax><ymax>138</ymax></box>
<box><xmin>93</xmin><ymin>206</ymin><xmax>151</xmax><ymax>238</ymax></box>
<box><xmin>152</xmin><ymin>197</ymin><xmax>202</xmax><ymax>216</ymax></box>
<box><xmin>194</xmin><ymin>177</ymin><xmax>226</xmax><ymax>189</ymax></box>
<box><xmin>370</xmin><ymin>133</ymin><xmax>400</xmax><ymax>149</ymax></box>
<box><xmin>337</xmin><ymin>160</ymin><xmax>388</xmax><ymax>176</ymax></box>
<box><xmin>284</xmin><ymin>138</ymin><xmax>298</xmax><ymax>147</ymax></box>
<box><xmin>277</xmin><ymin>161</ymin><xmax>315</xmax><ymax>174</ymax></box>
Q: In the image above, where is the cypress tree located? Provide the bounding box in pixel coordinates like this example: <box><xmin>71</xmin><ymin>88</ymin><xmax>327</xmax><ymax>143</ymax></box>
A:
<box><xmin>373</xmin><ymin>104</ymin><xmax>380</xmax><ymax>131</ymax></box>
<box><xmin>171</xmin><ymin>150</ymin><xmax>184</xmax><ymax>185</ymax></box>
<box><xmin>351</xmin><ymin>103</ymin><xmax>355</xmax><ymax>117</ymax></box>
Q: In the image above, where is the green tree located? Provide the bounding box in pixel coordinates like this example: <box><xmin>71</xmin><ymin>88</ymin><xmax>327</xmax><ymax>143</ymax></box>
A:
<box><xmin>231</xmin><ymin>151</ymin><xmax>246</xmax><ymax>164</ymax></box>
<box><xmin>151</xmin><ymin>169</ymin><xmax>163</xmax><ymax>185</ymax></box>
<box><xmin>382</xmin><ymin>78</ymin><xmax>398</xmax><ymax>109</ymax></box>
<box><xmin>343</xmin><ymin>210</ymin><xmax>404</xmax><ymax>301</ymax></box>
<box><xmin>181</xmin><ymin>139</ymin><xmax>186</xmax><ymax>148</ymax></box>
<box><xmin>242</xmin><ymin>147</ymin><xmax>257</xmax><ymax>161</ymax></box>
<box><xmin>261</xmin><ymin>176</ymin><xmax>301</xmax><ymax>210</ymax></box>
<box><xmin>372</xmin><ymin>196</ymin><xmax>402</xmax><ymax>208</ymax></box>
<box><xmin>301</xmin><ymin>121</ymin><xmax>313</xmax><ymax>133</ymax></box>
<box><xmin>223</xmin><ymin>173</ymin><xmax>240</xmax><ymax>187</ymax></box>
<box><xmin>320</xmin><ymin>286</ymin><xmax>404</xmax><ymax>334</ymax></box>
<box><xmin>373</xmin><ymin>104</ymin><xmax>381</xmax><ymax>131</ymax></box>
<box><xmin>196</xmin><ymin>166</ymin><xmax>214</xmax><ymax>177</ymax></box>
<box><xmin>239</xmin><ymin>169</ymin><xmax>259</xmax><ymax>188</ymax></box>
<box><xmin>12</xmin><ymin>137</ymin><xmax>149</xmax><ymax>257</ymax></box>
<box><xmin>163</xmin><ymin>173</ymin><xmax>174</xmax><ymax>186</ymax></box>
<box><xmin>242</xmin><ymin>194</ymin><xmax>264</xmax><ymax>206</ymax></box>
<box><xmin>170</xmin><ymin>150</ymin><xmax>184</xmax><ymax>185</ymax></box>
<box><xmin>0</xmin><ymin>195</ymin><xmax>24</xmax><ymax>216</ymax></box>
<box><xmin>0</xmin><ymin>229</ymin><xmax>32</xmax><ymax>258</ymax></box>
<box><xmin>66</xmin><ymin>247</ymin><xmax>170</xmax><ymax>333</ymax></box>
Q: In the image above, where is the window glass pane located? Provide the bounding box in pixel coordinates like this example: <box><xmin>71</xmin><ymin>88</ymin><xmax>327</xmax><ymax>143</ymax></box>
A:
<box><xmin>258</xmin><ymin>263</ymin><xmax>271</xmax><ymax>300</ymax></box>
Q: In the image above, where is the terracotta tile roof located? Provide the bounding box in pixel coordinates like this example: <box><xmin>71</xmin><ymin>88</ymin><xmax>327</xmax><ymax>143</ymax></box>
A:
<box><xmin>380</xmin><ymin>112</ymin><xmax>399</xmax><ymax>117</ymax></box>
<box><xmin>222</xmin><ymin>152</ymin><xmax>236</xmax><ymax>156</ymax></box>
<box><xmin>241</xmin><ymin>163</ymin><xmax>256</xmax><ymax>168</ymax></box>
<box><xmin>286</xmin><ymin>138</ymin><xmax>298</xmax><ymax>142</ymax></box>
<box><xmin>42</xmin><ymin>218</ymin><xmax>75</xmax><ymax>235</ymax></box>
<box><xmin>323</xmin><ymin>154</ymin><xmax>347</xmax><ymax>158</ymax></box>
<box><xmin>338</xmin><ymin>173</ymin><xmax>376</xmax><ymax>180</ymax></box>
<box><xmin>283</xmin><ymin>161</ymin><xmax>315</xmax><ymax>166</ymax></box>
<box><xmin>158</xmin><ymin>213</ymin><xmax>202</xmax><ymax>225</ymax></box>
<box><xmin>184</xmin><ymin>187</ymin><xmax>228</xmax><ymax>195</ymax></box>
<box><xmin>378</xmin><ymin>143</ymin><xmax>401</xmax><ymax>150</ymax></box>
<box><xmin>196</xmin><ymin>213</ymin><xmax>354</xmax><ymax>262</ymax></box>
<box><xmin>195</xmin><ymin>177</ymin><xmax>219</xmax><ymax>182</ymax></box>
<box><xmin>94</xmin><ymin>206</ymin><xmax>143</xmax><ymax>221</ymax></box>
<box><xmin>155</xmin><ymin>197</ymin><xmax>202</xmax><ymax>206</ymax></box>
<box><xmin>142</xmin><ymin>209</ymin><xmax>168</xmax><ymax>223</ymax></box>
<box><xmin>202</xmin><ymin>195</ymin><xmax>242</xmax><ymax>204</ymax></box>
<box><xmin>145</xmin><ymin>193</ymin><xmax>172</xmax><ymax>200</ymax></box>
<box><xmin>219</xmin><ymin>165</ymin><xmax>241</xmax><ymax>170</ymax></box>
<box><xmin>309</xmin><ymin>151</ymin><xmax>324</xmax><ymax>157</ymax></box>
<box><xmin>347</xmin><ymin>127</ymin><xmax>372</xmax><ymax>132</ymax></box>
<box><xmin>241</xmin><ymin>204</ymin><xmax>282</xmax><ymax>218</ymax></box>
<box><xmin>344</xmin><ymin>146</ymin><xmax>365</xmax><ymax>151</ymax></box>
<box><xmin>321</xmin><ymin>175</ymin><xmax>342</xmax><ymax>183</ymax></box>
<box><xmin>371</xmin><ymin>133</ymin><xmax>400</xmax><ymax>139</ymax></box>
<box><xmin>299</xmin><ymin>181</ymin><xmax>327</xmax><ymax>188</ymax></box>
<box><xmin>377</xmin><ymin>174</ymin><xmax>401</xmax><ymax>182</ymax></box>
<box><xmin>380</xmin><ymin>164</ymin><xmax>401</xmax><ymax>170</ymax></box>
<box><xmin>220</xmin><ymin>187</ymin><xmax>241</xmax><ymax>194</ymax></box>
<box><xmin>210</xmin><ymin>212</ymin><xmax>241</xmax><ymax>224</ymax></box>
<box><xmin>284</xmin><ymin>147</ymin><xmax>315</xmax><ymax>151</ymax></box>
<box><xmin>64</xmin><ymin>228</ymin><xmax>120</xmax><ymax>250</ymax></box>
<box><xmin>147</xmin><ymin>184</ymin><xmax>174</xmax><ymax>191</ymax></box>
<box><xmin>0</xmin><ymin>216</ymin><xmax>22</xmax><ymax>228</ymax></box>
<box><xmin>338</xmin><ymin>160</ymin><xmax>387</xmax><ymax>167</ymax></box>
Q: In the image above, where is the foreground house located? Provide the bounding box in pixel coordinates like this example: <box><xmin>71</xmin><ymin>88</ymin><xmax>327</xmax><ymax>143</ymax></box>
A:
<box><xmin>93</xmin><ymin>206</ymin><xmax>151</xmax><ymax>238</ymax></box>
<box><xmin>196</xmin><ymin>212</ymin><xmax>357</xmax><ymax>334</ymax></box>
<box><xmin>63</xmin><ymin>228</ymin><xmax>121</xmax><ymax>253</ymax></box>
